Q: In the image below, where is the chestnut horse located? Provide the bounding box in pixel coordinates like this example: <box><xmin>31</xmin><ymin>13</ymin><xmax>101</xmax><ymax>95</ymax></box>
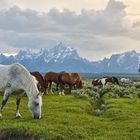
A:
<box><xmin>58</xmin><ymin>72</ymin><xmax>83</xmax><ymax>95</ymax></box>
<box><xmin>44</xmin><ymin>72</ymin><xmax>61</xmax><ymax>95</ymax></box>
<box><xmin>30</xmin><ymin>71</ymin><xmax>46</xmax><ymax>95</ymax></box>
<box><xmin>92</xmin><ymin>76</ymin><xmax>119</xmax><ymax>88</ymax></box>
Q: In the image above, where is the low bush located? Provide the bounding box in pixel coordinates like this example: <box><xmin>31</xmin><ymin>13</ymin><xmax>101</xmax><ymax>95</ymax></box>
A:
<box><xmin>72</xmin><ymin>80</ymin><xmax>140</xmax><ymax>116</ymax></box>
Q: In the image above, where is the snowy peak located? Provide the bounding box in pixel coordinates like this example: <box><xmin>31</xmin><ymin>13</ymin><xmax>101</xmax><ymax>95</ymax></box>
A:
<box><xmin>118</xmin><ymin>50</ymin><xmax>138</xmax><ymax>58</ymax></box>
<box><xmin>12</xmin><ymin>42</ymin><xmax>81</xmax><ymax>63</ymax></box>
<box><xmin>43</xmin><ymin>42</ymin><xmax>80</xmax><ymax>62</ymax></box>
<box><xmin>114</xmin><ymin>50</ymin><xmax>139</xmax><ymax>65</ymax></box>
<box><xmin>14</xmin><ymin>49</ymin><xmax>35</xmax><ymax>60</ymax></box>
<box><xmin>103</xmin><ymin>50</ymin><xmax>140</xmax><ymax>73</ymax></box>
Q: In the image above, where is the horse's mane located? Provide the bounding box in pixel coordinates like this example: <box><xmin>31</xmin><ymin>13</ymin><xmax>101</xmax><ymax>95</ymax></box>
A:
<box><xmin>10</xmin><ymin>63</ymin><xmax>39</xmax><ymax>96</ymax></box>
<box><xmin>30</xmin><ymin>71</ymin><xmax>46</xmax><ymax>91</ymax></box>
<box><xmin>30</xmin><ymin>71</ymin><xmax>44</xmax><ymax>84</ymax></box>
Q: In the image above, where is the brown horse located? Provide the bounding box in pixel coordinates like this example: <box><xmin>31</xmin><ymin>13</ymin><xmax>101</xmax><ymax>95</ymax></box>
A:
<box><xmin>30</xmin><ymin>71</ymin><xmax>46</xmax><ymax>94</ymax></box>
<box><xmin>58</xmin><ymin>72</ymin><xmax>83</xmax><ymax>95</ymax></box>
<box><xmin>44</xmin><ymin>72</ymin><xmax>62</xmax><ymax>95</ymax></box>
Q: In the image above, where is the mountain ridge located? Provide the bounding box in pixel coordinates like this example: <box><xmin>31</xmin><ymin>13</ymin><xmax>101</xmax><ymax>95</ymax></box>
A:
<box><xmin>0</xmin><ymin>43</ymin><xmax>139</xmax><ymax>73</ymax></box>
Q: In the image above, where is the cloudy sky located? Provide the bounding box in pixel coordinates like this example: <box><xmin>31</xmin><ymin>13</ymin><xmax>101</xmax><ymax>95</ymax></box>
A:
<box><xmin>0</xmin><ymin>0</ymin><xmax>140</xmax><ymax>60</ymax></box>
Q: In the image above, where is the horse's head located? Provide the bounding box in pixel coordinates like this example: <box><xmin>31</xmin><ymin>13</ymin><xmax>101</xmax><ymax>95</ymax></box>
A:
<box><xmin>28</xmin><ymin>92</ymin><xmax>42</xmax><ymax>119</ymax></box>
<box><xmin>78</xmin><ymin>80</ymin><xmax>84</xmax><ymax>89</ymax></box>
<box><xmin>92</xmin><ymin>80</ymin><xmax>96</xmax><ymax>86</ymax></box>
<box><xmin>92</xmin><ymin>79</ymin><xmax>100</xmax><ymax>86</ymax></box>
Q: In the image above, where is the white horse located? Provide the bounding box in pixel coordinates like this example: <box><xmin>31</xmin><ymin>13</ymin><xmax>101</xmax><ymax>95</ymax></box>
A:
<box><xmin>0</xmin><ymin>63</ymin><xmax>42</xmax><ymax>119</ymax></box>
<box><xmin>120</xmin><ymin>78</ymin><xmax>132</xmax><ymax>85</ymax></box>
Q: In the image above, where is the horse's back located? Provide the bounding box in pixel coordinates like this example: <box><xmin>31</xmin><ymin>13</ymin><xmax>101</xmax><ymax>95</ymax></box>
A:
<box><xmin>0</xmin><ymin>63</ymin><xmax>28</xmax><ymax>91</ymax></box>
<box><xmin>44</xmin><ymin>72</ymin><xmax>60</xmax><ymax>82</ymax></box>
<box><xmin>0</xmin><ymin>64</ymin><xmax>10</xmax><ymax>74</ymax></box>
<box><xmin>45</xmin><ymin>72</ymin><xmax>58</xmax><ymax>78</ymax></box>
<box><xmin>120</xmin><ymin>78</ymin><xmax>132</xmax><ymax>84</ymax></box>
<box><xmin>0</xmin><ymin>63</ymin><xmax>35</xmax><ymax>83</ymax></box>
<box><xmin>0</xmin><ymin>64</ymin><xmax>21</xmax><ymax>78</ymax></box>
<box><xmin>58</xmin><ymin>72</ymin><xmax>69</xmax><ymax>83</ymax></box>
<box><xmin>59</xmin><ymin>72</ymin><xmax>81</xmax><ymax>85</ymax></box>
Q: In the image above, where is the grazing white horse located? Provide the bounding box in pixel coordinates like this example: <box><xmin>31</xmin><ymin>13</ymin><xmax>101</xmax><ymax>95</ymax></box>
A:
<box><xmin>120</xmin><ymin>78</ymin><xmax>132</xmax><ymax>84</ymax></box>
<box><xmin>0</xmin><ymin>63</ymin><xmax>42</xmax><ymax>119</ymax></box>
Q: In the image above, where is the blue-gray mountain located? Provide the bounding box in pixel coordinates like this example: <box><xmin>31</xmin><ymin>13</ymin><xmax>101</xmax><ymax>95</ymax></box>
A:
<box><xmin>0</xmin><ymin>43</ymin><xmax>139</xmax><ymax>73</ymax></box>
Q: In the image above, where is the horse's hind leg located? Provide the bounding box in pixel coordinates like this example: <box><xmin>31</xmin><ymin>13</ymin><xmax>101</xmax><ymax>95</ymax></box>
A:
<box><xmin>59</xmin><ymin>84</ymin><xmax>65</xmax><ymax>96</ymax></box>
<box><xmin>15</xmin><ymin>92</ymin><xmax>25</xmax><ymax>119</ymax></box>
<box><xmin>56</xmin><ymin>83</ymin><xmax>59</xmax><ymax>91</ymax></box>
<box><xmin>49</xmin><ymin>82</ymin><xmax>53</xmax><ymax>94</ymax></box>
<box><xmin>69</xmin><ymin>85</ymin><xmax>72</xmax><ymax>93</ymax></box>
<box><xmin>45</xmin><ymin>81</ymin><xmax>49</xmax><ymax>95</ymax></box>
<box><xmin>0</xmin><ymin>88</ymin><xmax>12</xmax><ymax>118</ymax></box>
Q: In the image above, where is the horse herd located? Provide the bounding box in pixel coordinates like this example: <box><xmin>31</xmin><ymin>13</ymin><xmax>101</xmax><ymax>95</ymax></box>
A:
<box><xmin>31</xmin><ymin>71</ymin><xmax>83</xmax><ymax>96</ymax></box>
<box><xmin>0</xmin><ymin>63</ymin><xmax>133</xmax><ymax>119</ymax></box>
<box><xmin>31</xmin><ymin>72</ymin><xmax>132</xmax><ymax>95</ymax></box>
<box><xmin>92</xmin><ymin>76</ymin><xmax>132</xmax><ymax>87</ymax></box>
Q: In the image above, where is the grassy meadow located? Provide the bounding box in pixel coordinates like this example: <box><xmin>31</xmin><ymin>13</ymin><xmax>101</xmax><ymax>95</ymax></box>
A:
<box><xmin>0</xmin><ymin>78</ymin><xmax>140</xmax><ymax>140</ymax></box>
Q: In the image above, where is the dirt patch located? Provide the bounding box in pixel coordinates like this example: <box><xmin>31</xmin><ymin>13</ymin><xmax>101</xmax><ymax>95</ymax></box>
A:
<box><xmin>0</xmin><ymin>130</ymin><xmax>44</xmax><ymax>140</ymax></box>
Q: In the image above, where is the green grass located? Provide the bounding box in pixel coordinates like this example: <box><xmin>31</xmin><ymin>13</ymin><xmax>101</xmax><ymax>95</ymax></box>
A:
<box><xmin>0</xmin><ymin>94</ymin><xmax>140</xmax><ymax>139</ymax></box>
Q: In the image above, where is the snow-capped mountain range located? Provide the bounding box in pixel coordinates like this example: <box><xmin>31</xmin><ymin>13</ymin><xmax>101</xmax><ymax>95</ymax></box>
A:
<box><xmin>0</xmin><ymin>42</ymin><xmax>140</xmax><ymax>73</ymax></box>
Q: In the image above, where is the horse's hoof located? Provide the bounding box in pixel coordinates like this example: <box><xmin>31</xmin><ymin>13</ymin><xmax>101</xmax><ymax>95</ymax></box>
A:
<box><xmin>15</xmin><ymin>115</ymin><xmax>22</xmax><ymax>119</ymax></box>
<box><xmin>62</xmin><ymin>92</ymin><xmax>65</xmax><ymax>96</ymax></box>
<box><xmin>15</xmin><ymin>113</ymin><xmax>22</xmax><ymax>119</ymax></box>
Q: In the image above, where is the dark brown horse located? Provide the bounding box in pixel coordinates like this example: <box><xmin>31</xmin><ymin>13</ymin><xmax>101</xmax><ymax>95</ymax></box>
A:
<box><xmin>58</xmin><ymin>72</ymin><xmax>83</xmax><ymax>95</ymax></box>
<box><xmin>104</xmin><ymin>76</ymin><xmax>119</xmax><ymax>85</ymax></box>
<box><xmin>30</xmin><ymin>71</ymin><xmax>46</xmax><ymax>94</ymax></box>
<box><xmin>44</xmin><ymin>72</ymin><xmax>61</xmax><ymax>95</ymax></box>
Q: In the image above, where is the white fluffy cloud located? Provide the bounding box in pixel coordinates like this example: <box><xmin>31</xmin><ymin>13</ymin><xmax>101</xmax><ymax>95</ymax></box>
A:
<box><xmin>0</xmin><ymin>0</ymin><xmax>139</xmax><ymax>60</ymax></box>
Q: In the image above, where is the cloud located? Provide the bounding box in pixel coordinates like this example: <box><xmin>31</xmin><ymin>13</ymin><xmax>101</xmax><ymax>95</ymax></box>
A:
<box><xmin>0</xmin><ymin>0</ymin><xmax>139</xmax><ymax>60</ymax></box>
<box><xmin>133</xmin><ymin>21</ymin><xmax>140</xmax><ymax>28</ymax></box>
<box><xmin>0</xmin><ymin>0</ymin><xmax>12</xmax><ymax>10</ymax></box>
<box><xmin>0</xmin><ymin>0</ymin><xmax>127</xmax><ymax>35</ymax></box>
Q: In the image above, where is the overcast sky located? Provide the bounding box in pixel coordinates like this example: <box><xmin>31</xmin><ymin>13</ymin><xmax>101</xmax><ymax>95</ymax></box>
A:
<box><xmin>0</xmin><ymin>0</ymin><xmax>140</xmax><ymax>60</ymax></box>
